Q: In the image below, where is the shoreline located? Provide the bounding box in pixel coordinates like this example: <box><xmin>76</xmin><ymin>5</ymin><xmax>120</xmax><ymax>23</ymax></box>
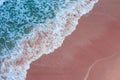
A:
<box><xmin>27</xmin><ymin>0</ymin><xmax>120</xmax><ymax>80</ymax></box>
<box><xmin>0</xmin><ymin>0</ymin><xmax>98</xmax><ymax>80</ymax></box>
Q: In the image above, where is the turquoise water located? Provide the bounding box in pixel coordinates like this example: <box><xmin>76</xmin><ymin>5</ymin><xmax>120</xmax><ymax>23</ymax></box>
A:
<box><xmin>0</xmin><ymin>0</ymin><xmax>67</xmax><ymax>55</ymax></box>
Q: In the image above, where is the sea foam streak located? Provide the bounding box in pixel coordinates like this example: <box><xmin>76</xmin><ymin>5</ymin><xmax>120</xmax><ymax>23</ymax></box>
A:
<box><xmin>0</xmin><ymin>0</ymin><xmax>98</xmax><ymax>80</ymax></box>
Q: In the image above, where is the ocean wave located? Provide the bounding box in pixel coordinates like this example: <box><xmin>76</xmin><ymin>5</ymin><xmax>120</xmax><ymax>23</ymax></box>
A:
<box><xmin>0</xmin><ymin>0</ymin><xmax>98</xmax><ymax>80</ymax></box>
<box><xmin>0</xmin><ymin>0</ymin><xmax>70</xmax><ymax>56</ymax></box>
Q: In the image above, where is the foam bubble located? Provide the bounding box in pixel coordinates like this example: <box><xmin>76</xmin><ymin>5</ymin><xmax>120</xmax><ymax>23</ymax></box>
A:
<box><xmin>0</xmin><ymin>0</ymin><xmax>98</xmax><ymax>80</ymax></box>
<box><xmin>0</xmin><ymin>0</ymin><xmax>5</xmax><ymax>6</ymax></box>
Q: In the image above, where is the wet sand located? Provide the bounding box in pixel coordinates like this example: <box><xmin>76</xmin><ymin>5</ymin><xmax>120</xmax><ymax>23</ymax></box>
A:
<box><xmin>26</xmin><ymin>0</ymin><xmax>120</xmax><ymax>80</ymax></box>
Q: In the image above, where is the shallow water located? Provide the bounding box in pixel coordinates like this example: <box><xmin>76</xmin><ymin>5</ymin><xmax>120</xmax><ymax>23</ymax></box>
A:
<box><xmin>0</xmin><ymin>0</ymin><xmax>71</xmax><ymax>56</ymax></box>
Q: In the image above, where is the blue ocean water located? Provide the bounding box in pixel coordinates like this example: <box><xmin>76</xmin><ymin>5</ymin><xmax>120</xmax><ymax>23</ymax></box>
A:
<box><xmin>0</xmin><ymin>0</ymin><xmax>68</xmax><ymax>55</ymax></box>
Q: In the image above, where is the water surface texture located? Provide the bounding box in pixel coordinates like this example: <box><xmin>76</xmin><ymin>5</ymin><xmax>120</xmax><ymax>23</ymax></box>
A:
<box><xmin>0</xmin><ymin>0</ymin><xmax>68</xmax><ymax>55</ymax></box>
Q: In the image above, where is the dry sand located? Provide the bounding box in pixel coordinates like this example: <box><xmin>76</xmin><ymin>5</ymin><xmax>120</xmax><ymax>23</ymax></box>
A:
<box><xmin>26</xmin><ymin>0</ymin><xmax>120</xmax><ymax>80</ymax></box>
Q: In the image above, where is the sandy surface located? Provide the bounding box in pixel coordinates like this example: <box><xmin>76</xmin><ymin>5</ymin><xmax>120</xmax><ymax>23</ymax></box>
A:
<box><xmin>26</xmin><ymin>0</ymin><xmax>120</xmax><ymax>80</ymax></box>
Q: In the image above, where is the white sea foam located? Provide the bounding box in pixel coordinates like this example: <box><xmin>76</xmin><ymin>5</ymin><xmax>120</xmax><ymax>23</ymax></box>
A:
<box><xmin>0</xmin><ymin>0</ymin><xmax>5</xmax><ymax>6</ymax></box>
<box><xmin>0</xmin><ymin>0</ymin><xmax>98</xmax><ymax>80</ymax></box>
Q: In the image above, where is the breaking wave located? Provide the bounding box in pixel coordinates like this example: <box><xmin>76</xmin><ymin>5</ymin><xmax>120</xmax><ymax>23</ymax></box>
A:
<box><xmin>0</xmin><ymin>0</ymin><xmax>98</xmax><ymax>80</ymax></box>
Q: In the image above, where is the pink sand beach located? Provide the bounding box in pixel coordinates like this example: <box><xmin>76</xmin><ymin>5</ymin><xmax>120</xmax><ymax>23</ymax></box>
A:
<box><xmin>26</xmin><ymin>0</ymin><xmax>120</xmax><ymax>80</ymax></box>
